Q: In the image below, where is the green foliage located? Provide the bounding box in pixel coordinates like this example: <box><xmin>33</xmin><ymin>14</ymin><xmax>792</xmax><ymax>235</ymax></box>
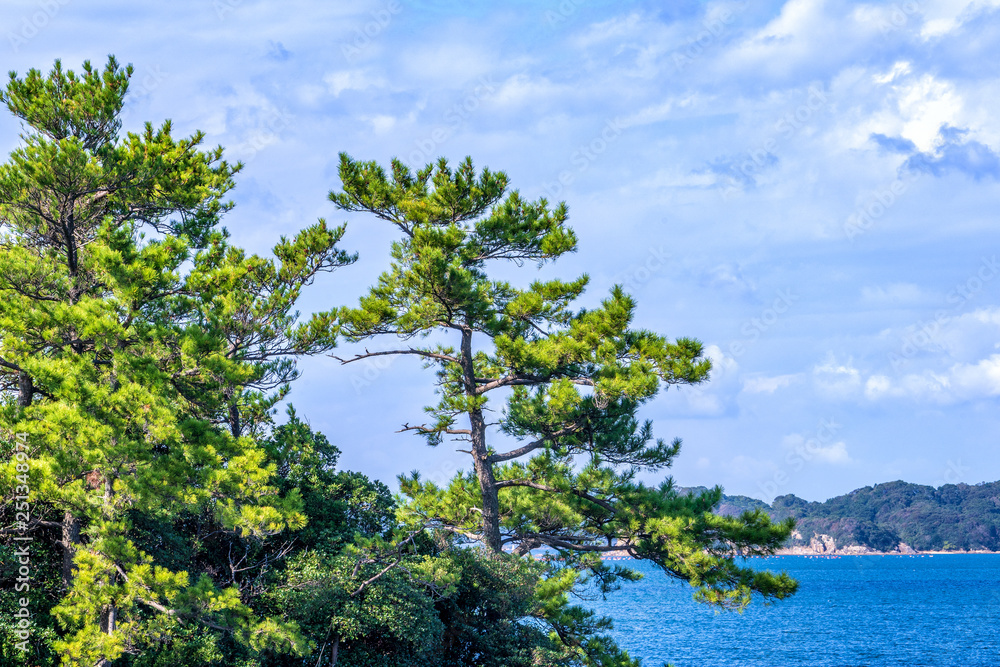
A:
<box><xmin>267</xmin><ymin>541</ymin><xmax>642</xmax><ymax>667</ymax></box>
<box><xmin>106</xmin><ymin>408</ymin><xmax>398</xmax><ymax>667</ymax></box>
<box><xmin>321</xmin><ymin>153</ymin><xmax>798</xmax><ymax>664</ymax></box>
<box><xmin>770</xmin><ymin>480</ymin><xmax>1000</xmax><ymax>552</ymax></box>
<box><xmin>271</xmin><ymin>549</ymin><xmax>447</xmax><ymax>665</ymax></box>
<box><xmin>0</xmin><ymin>523</ymin><xmax>62</xmax><ymax>664</ymax></box>
<box><xmin>0</xmin><ymin>58</ymin><xmax>351</xmax><ymax>665</ymax></box>
<box><xmin>851</xmin><ymin>521</ymin><xmax>901</xmax><ymax>552</ymax></box>
<box><xmin>127</xmin><ymin>626</ymin><xmax>224</xmax><ymax>667</ymax></box>
<box><xmin>0</xmin><ymin>56</ymin><xmax>802</xmax><ymax>667</ymax></box>
<box><xmin>264</xmin><ymin>408</ymin><xmax>395</xmax><ymax>548</ymax></box>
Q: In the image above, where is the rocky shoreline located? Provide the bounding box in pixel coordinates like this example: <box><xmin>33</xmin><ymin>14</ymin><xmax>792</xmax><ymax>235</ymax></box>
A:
<box><xmin>775</xmin><ymin>532</ymin><xmax>917</xmax><ymax>556</ymax></box>
<box><xmin>597</xmin><ymin>532</ymin><xmax>1000</xmax><ymax>560</ymax></box>
<box><xmin>774</xmin><ymin>532</ymin><xmax>1000</xmax><ymax>556</ymax></box>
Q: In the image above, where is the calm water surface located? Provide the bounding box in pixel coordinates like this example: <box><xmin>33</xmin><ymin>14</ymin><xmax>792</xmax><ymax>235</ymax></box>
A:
<box><xmin>590</xmin><ymin>555</ymin><xmax>1000</xmax><ymax>667</ymax></box>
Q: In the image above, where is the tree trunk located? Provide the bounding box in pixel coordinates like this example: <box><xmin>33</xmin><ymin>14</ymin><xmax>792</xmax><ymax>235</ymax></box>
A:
<box><xmin>60</xmin><ymin>512</ymin><xmax>80</xmax><ymax>590</ymax></box>
<box><xmin>99</xmin><ymin>600</ymin><xmax>117</xmax><ymax>634</ymax></box>
<box><xmin>460</xmin><ymin>327</ymin><xmax>502</xmax><ymax>553</ymax></box>
<box><xmin>470</xmin><ymin>406</ymin><xmax>502</xmax><ymax>553</ymax></box>
<box><xmin>101</xmin><ymin>475</ymin><xmax>118</xmax><ymax>645</ymax></box>
<box><xmin>17</xmin><ymin>372</ymin><xmax>33</xmax><ymax>407</ymax></box>
<box><xmin>229</xmin><ymin>401</ymin><xmax>242</xmax><ymax>439</ymax></box>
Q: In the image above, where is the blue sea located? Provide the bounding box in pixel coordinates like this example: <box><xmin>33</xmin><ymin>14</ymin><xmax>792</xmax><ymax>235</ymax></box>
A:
<box><xmin>590</xmin><ymin>555</ymin><xmax>1000</xmax><ymax>667</ymax></box>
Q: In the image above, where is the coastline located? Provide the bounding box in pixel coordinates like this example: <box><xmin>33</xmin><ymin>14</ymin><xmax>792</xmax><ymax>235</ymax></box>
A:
<box><xmin>773</xmin><ymin>547</ymin><xmax>1000</xmax><ymax>556</ymax></box>
<box><xmin>595</xmin><ymin>546</ymin><xmax>1000</xmax><ymax>560</ymax></box>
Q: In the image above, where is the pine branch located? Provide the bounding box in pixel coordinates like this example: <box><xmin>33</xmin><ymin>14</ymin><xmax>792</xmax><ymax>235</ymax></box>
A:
<box><xmin>488</xmin><ymin>425</ymin><xmax>581</xmax><ymax>464</ymax></box>
<box><xmin>331</xmin><ymin>347</ymin><xmax>459</xmax><ymax>365</ymax></box>
<box><xmin>474</xmin><ymin>374</ymin><xmax>595</xmax><ymax>394</ymax></box>
<box><xmin>494</xmin><ymin>479</ymin><xmax>617</xmax><ymax>514</ymax></box>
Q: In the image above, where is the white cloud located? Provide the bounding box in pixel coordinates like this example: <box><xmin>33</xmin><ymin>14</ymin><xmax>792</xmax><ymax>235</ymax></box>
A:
<box><xmin>860</xmin><ymin>282</ymin><xmax>925</xmax><ymax>304</ymax></box>
<box><xmin>490</xmin><ymin>74</ymin><xmax>567</xmax><ymax>109</ymax></box>
<box><xmin>202</xmin><ymin>83</ymin><xmax>296</xmax><ymax>161</ymax></box>
<box><xmin>950</xmin><ymin>354</ymin><xmax>1000</xmax><ymax>397</ymax></box>
<box><xmin>572</xmin><ymin>12</ymin><xmax>648</xmax><ymax>48</ymax></box>
<box><xmin>296</xmin><ymin>83</ymin><xmax>326</xmax><ymax>106</ymax></box>
<box><xmin>913</xmin><ymin>307</ymin><xmax>1000</xmax><ymax>362</ymax></box>
<box><xmin>850</xmin><ymin>67</ymin><xmax>963</xmax><ymax>153</ymax></box>
<box><xmin>668</xmin><ymin>344</ymin><xmax>740</xmax><ymax>417</ymax></box>
<box><xmin>815</xmin><ymin>441</ymin><xmax>852</xmax><ymax>464</ymax></box>
<box><xmin>872</xmin><ymin>61</ymin><xmax>911</xmax><ymax>85</ymax></box>
<box><xmin>864</xmin><ymin>374</ymin><xmax>893</xmax><ymax>399</ymax></box>
<box><xmin>718</xmin><ymin>0</ymin><xmax>843</xmax><ymax>79</ymax></box>
<box><xmin>760</xmin><ymin>0</ymin><xmax>826</xmax><ymax>40</ymax></box>
<box><xmin>700</xmin><ymin>262</ymin><xmax>756</xmax><ymax>294</ymax></box>
<box><xmin>618</xmin><ymin>94</ymin><xmax>701</xmax><ymax>129</ymax></box>
<box><xmin>918</xmin><ymin>0</ymin><xmax>1000</xmax><ymax>38</ymax></box>
<box><xmin>782</xmin><ymin>433</ymin><xmax>853</xmax><ymax>464</ymax></box>
<box><xmin>400</xmin><ymin>42</ymin><xmax>494</xmax><ymax>84</ymax></box>
<box><xmin>365</xmin><ymin>114</ymin><xmax>397</xmax><ymax>134</ymax></box>
<box><xmin>636</xmin><ymin>168</ymin><xmax>716</xmax><ymax>189</ymax></box>
<box><xmin>897</xmin><ymin>75</ymin><xmax>964</xmax><ymax>152</ymax></box>
<box><xmin>705</xmin><ymin>344</ymin><xmax>739</xmax><ymax>379</ymax></box>
<box><xmin>971</xmin><ymin>307</ymin><xmax>1000</xmax><ymax>326</ymax></box>
<box><xmin>743</xmin><ymin>373</ymin><xmax>803</xmax><ymax>394</ymax></box>
<box><xmin>866</xmin><ymin>353</ymin><xmax>1000</xmax><ymax>403</ymax></box>
<box><xmin>868</xmin><ymin>372</ymin><xmax>952</xmax><ymax>402</ymax></box>
<box><xmin>812</xmin><ymin>355</ymin><xmax>863</xmax><ymax>399</ymax></box>
<box><xmin>324</xmin><ymin>70</ymin><xmax>385</xmax><ymax>97</ymax></box>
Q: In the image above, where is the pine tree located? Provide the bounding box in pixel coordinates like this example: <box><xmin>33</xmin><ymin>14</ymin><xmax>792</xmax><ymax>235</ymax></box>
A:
<box><xmin>327</xmin><ymin>154</ymin><xmax>797</xmax><ymax>619</ymax></box>
<box><xmin>0</xmin><ymin>58</ymin><xmax>350</xmax><ymax>664</ymax></box>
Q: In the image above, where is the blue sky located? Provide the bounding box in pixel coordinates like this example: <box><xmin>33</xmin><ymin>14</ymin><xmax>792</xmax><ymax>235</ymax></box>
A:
<box><xmin>3</xmin><ymin>0</ymin><xmax>1000</xmax><ymax>502</ymax></box>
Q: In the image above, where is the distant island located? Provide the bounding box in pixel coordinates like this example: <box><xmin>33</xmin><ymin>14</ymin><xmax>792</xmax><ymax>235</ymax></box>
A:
<box><xmin>683</xmin><ymin>481</ymin><xmax>1000</xmax><ymax>555</ymax></box>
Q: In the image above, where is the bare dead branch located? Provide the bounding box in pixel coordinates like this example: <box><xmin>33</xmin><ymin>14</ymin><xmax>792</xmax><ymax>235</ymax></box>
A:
<box><xmin>331</xmin><ymin>348</ymin><xmax>459</xmax><ymax>365</ymax></box>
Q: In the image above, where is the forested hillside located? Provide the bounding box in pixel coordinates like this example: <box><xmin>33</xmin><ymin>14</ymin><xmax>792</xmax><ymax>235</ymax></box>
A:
<box><xmin>689</xmin><ymin>482</ymin><xmax>1000</xmax><ymax>552</ymax></box>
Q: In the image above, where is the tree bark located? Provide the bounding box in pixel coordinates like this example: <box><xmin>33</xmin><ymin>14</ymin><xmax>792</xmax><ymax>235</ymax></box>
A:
<box><xmin>99</xmin><ymin>601</ymin><xmax>117</xmax><ymax>634</ymax></box>
<box><xmin>101</xmin><ymin>475</ymin><xmax>118</xmax><ymax>645</ymax></box>
<box><xmin>16</xmin><ymin>372</ymin><xmax>33</xmax><ymax>408</ymax></box>
<box><xmin>460</xmin><ymin>327</ymin><xmax>502</xmax><ymax>553</ymax></box>
<box><xmin>60</xmin><ymin>511</ymin><xmax>80</xmax><ymax>590</ymax></box>
<box><xmin>229</xmin><ymin>401</ymin><xmax>242</xmax><ymax>439</ymax></box>
<box><xmin>470</xmin><ymin>407</ymin><xmax>502</xmax><ymax>553</ymax></box>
